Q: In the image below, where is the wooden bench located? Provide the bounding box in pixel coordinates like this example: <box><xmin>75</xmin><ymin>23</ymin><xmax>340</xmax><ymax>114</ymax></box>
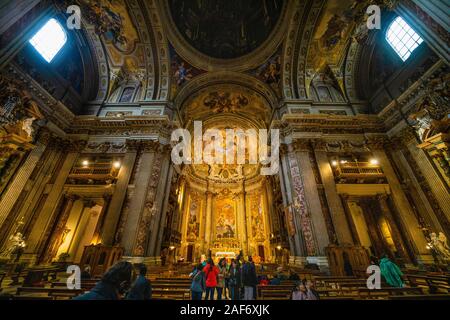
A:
<box><xmin>257</xmin><ymin>285</ymin><xmax>295</xmax><ymax>298</ymax></box>
<box><xmin>390</xmin><ymin>294</ymin><xmax>450</xmax><ymax>300</ymax></box>
<box><xmin>406</xmin><ymin>274</ymin><xmax>450</xmax><ymax>294</ymax></box>
<box><xmin>357</xmin><ymin>287</ymin><xmax>424</xmax><ymax>299</ymax></box>
<box><xmin>16</xmin><ymin>286</ymin><xmax>84</xmax><ymax>300</ymax></box>
<box><xmin>11</xmin><ymin>295</ymin><xmax>54</xmax><ymax>301</ymax></box>
<box><xmin>260</xmin><ymin>290</ymin><xmax>291</xmax><ymax>300</ymax></box>
<box><xmin>152</xmin><ymin>288</ymin><xmax>190</xmax><ymax>300</ymax></box>
<box><xmin>51</xmin><ymin>281</ymin><xmax>97</xmax><ymax>290</ymax></box>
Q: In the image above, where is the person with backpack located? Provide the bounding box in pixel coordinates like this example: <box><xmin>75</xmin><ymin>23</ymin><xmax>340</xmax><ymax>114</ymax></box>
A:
<box><xmin>203</xmin><ymin>258</ymin><xmax>219</xmax><ymax>300</ymax></box>
<box><xmin>190</xmin><ymin>263</ymin><xmax>206</xmax><ymax>300</ymax></box>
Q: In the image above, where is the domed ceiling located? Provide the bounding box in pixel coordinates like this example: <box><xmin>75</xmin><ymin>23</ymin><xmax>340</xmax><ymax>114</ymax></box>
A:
<box><xmin>168</xmin><ymin>0</ymin><xmax>285</xmax><ymax>60</ymax></box>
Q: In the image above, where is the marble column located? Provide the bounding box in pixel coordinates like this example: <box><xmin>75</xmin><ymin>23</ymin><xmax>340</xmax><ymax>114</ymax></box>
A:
<box><xmin>40</xmin><ymin>194</ymin><xmax>78</xmax><ymax>264</ymax></box>
<box><xmin>237</xmin><ymin>189</ymin><xmax>248</xmax><ymax>257</ymax></box>
<box><xmin>147</xmin><ymin>147</ymin><xmax>171</xmax><ymax>256</ymax></box>
<box><xmin>280</xmin><ymin>150</ymin><xmax>303</xmax><ymax>258</ymax></box>
<box><xmin>92</xmin><ymin>194</ymin><xmax>112</xmax><ymax>245</ymax></box>
<box><xmin>0</xmin><ymin>136</ymin><xmax>47</xmax><ymax>229</ymax></box>
<box><xmin>100</xmin><ymin>141</ymin><xmax>138</xmax><ymax>246</ymax></box>
<box><xmin>408</xmin><ymin>144</ymin><xmax>450</xmax><ymax>223</ymax></box>
<box><xmin>292</xmin><ymin>140</ymin><xmax>330</xmax><ymax>255</ymax></box>
<box><xmin>313</xmin><ymin>140</ymin><xmax>353</xmax><ymax>245</ymax></box>
<box><xmin>155</xmin><ymin>164</ymin><xmax>174</xmax><ymax>257</ymax></box>
<box><xmin>367</xmin><ymin>137</ymin><xmax>432</xmax><ymax>264</ymax></box>
<box><xmin>204</xmin><ymin>191</ymin><xmax>214</xmax><ymax>249</ymax></box>
<box><xmin>26</xmin><ymin>140</ymin><xmax>85</xmax><ymax>256</ymax></box>
<box><xmin>121</xmin><ymin>142</ymin><xmax>156</xmax><ymax>255</ymax></box>
<box><xmin>377</xmin><ymin>193</ymin><xmax>411</xmax><ymax>263</ymax></box>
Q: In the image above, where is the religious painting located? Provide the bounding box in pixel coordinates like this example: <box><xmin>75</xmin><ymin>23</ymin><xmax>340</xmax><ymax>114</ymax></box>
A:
<box><xmin>186</xmin><ymin>193</ymin><xmax>201</xmax><ymax>241</ymax></box>
<box><xmin>250</xmin><ymin>193</ymin><xmax>265</xmax><ymax>240</ymax></box>
<box><xmin>215</xmin><ymin>198</ymin><xmax>236</xmax><ymax>239</ymax></box>
<box><xmin>250</xmin><ymin>48</ymin><xmax>282</xmax><ymax>95</ymax></box>
<box><xmin>64</xmin><ymin>0</ymin><xmax>138</xmax><ymax>53</ymax></box>
<box><xmin>169</xmin><ymin>45</ymin><xmax>204</xmax><ymax>98</ymax></box>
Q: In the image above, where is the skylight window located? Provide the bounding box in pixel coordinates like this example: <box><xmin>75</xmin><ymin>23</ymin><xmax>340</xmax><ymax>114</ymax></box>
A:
<box><xmin>29</xmin><ymin>18</ymin><xmax>67</xmax><ymax>63</ymax></box>
<box><xmin>386</xmin><ymin>16</ymin><xmax>423</xmax><ymax>62</ymax></box>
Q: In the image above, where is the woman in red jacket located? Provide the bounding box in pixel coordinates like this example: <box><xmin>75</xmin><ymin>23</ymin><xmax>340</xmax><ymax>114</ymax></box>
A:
<box><xmin>203</xmin><ymin>258</ymin><xmax>219</xmax><ymax>300</ymax></box>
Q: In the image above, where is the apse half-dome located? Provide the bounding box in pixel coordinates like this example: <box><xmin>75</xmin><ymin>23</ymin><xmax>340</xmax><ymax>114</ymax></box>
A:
<box><xmin>169</xmin><ymin>0</ymin><xmax>285</xmax><ymax>59</ymax></box>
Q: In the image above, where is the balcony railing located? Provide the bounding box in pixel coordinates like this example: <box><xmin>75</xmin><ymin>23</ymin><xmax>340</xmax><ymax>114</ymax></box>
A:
<box><xmin>333</xmin><ymin>162</ymin><xmax>385</xmax><ymax>182</ymax></box>
<box><xmin>68</xmin><ymin>162</ymin><xmax>119</xmax><ymax>182</ymax></box>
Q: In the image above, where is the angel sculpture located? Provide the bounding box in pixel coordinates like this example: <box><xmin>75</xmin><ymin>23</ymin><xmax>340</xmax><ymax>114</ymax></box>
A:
<box><xmin>0</xmin><ymin>232</ymin><xmax>26</xmax><ymax>260</ymax></box>
<box><xmin>430</xmin><ymin>232</ymin><xmax>450</xmax><ymax>261</ymax></box>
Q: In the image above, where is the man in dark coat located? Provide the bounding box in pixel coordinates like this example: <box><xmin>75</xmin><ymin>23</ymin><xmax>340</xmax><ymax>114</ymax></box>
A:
<box><xmin>241</xmin><ymin>256</ymin><xmax>257</xmax><ymax>300</ymax></box>
<box><xmin>126</xmin><ymin>264</ymin><xmax>152</xmax><ymax>300</ymax></box>
<box><xmin>73</xmin><ymin>261</ymin><xmax>132</xmax><ymax>300</ymax></box>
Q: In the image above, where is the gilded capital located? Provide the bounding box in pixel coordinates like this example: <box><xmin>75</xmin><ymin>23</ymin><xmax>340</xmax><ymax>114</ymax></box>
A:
<box><xmin>311</xmin><ymin>139</ymin><xmax>327</xmax><ymax>152</ymax></box>
<box><xmin>365</xmin><ymin>136</ymin><xmax>388</xmax><ymax>151</ymax></box>
<box><xmin>291</xmin><ymin>139</ymin><xmax>312</xmax><ymax>152</ymax></box>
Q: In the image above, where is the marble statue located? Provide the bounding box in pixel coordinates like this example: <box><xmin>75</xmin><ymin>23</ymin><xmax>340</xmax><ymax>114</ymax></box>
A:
<box><xmin>430</xmin><ymin>232</ymin><xmax>450</xmax><ymax>261</ymax></box>
<box><xmin>0</xmin><ymin>232</ymin><xmax>26</xmax><ymax>260</ymax></box>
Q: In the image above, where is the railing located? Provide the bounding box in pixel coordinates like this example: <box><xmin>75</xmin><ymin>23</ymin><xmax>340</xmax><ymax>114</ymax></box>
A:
<box><xmin>334</xmin><ymin>162</ymin><xmax>384</xmax><ymax>177</ymax></box>
<box><xmin>68</xmin><ymin>162</ymin><xmax>119</xmax><ymax>181</ymax></box>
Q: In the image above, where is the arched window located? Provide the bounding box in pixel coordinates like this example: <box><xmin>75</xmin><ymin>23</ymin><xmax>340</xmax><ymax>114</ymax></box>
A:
<box><xmin>386</xmin><ymin>16</ymin><xmax>423</xmax><ymax>62</ymax></box>
<box><xmin>29</xmin><ymin>18</ymin><xmax>67</xmax><ymax>63</ymax></box>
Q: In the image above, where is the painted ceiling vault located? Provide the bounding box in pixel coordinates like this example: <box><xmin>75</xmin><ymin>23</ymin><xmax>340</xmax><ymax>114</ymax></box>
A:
<box><xmin>168</xmin><ymin>0</ymin><xmax>285</xmax><ymax>59</ymax></box>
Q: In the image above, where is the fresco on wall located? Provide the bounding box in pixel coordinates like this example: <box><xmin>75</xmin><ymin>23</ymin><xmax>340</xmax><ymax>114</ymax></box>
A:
<box><xmin>249</xmin><ymin>48</ymin><xmax>282</xmax><ymax>95</ymax></box>
<box><xmin>169</xmin><ymin>45</ymin><xmax>205</xmax><ymax>98</ymax></box>
<box><xmin>66</xmin><ymin>0</ymin><xmax>139</xmax><ymax>53</ymax></box>
<box><xmin>250</xmin><ymin>193</ymin><xmax>265</xmax><ymax>240</ymax></box>
<box><xmin>186</xmin><ymin>193</ymin><xmax>201</xmax><ymax>241</ymax></box>
<box><xmin>216</xmin><ymin>198</ymin><xmax>236</xmax><ymax>239</ymax></box>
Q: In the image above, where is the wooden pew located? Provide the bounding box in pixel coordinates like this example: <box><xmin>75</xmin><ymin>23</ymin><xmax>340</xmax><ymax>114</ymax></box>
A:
<box><xmin>152</xmin><ymin>288</ymin><xmax>190</xmax><ymax>300</ymax></box>
<box><xmin>16</xmin><ymin>287</ymin><xmax>84</xmax><ymax>300</ymax></box>
<box><xmin>357</xmin><ymin>287</ymin><xmax>424</xmax><ymax>299</ymax></box>
<box><xmin>406</xmin><ymin>274</ymin><xmax>450</xmax><ymax>293</ymax></box>
<box><xmin>51</xmin><ymin>280</ymin><xmax>97</xmax><ymax>290</ymax></box>
<box><xmin>390</xmin><ymin>294</ymin><xmax>450</xmax><ymax>300</ymax></box>
<box><xmin>260</xmin><ymin>289</ymin><xmax>292</xmax><ymax>300</ymax></box>
<box><xmin>257</xmin><ymin>285</ymin><xmax>295</xmax><ymax>298</ymax></box>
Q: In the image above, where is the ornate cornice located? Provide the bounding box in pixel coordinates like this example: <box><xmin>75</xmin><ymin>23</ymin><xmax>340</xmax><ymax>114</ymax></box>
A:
<box><xmin>281</xmin><ymin>114</ymin><xmax>385</xmax><ymax>135</ymax></box>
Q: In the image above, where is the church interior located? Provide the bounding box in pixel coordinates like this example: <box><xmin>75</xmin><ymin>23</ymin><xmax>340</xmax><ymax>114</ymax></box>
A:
<box><xmin>0</xmin><ymin>0</ymin><xmax>449</xmax><ymax>301</ymax></box>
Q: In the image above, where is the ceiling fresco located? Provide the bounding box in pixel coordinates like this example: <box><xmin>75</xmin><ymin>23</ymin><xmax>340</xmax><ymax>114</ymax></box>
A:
<box><xmin>182</xmin><ymin>84</ymin><xmax>272</xmax><ymax>124</ymax></box>
<box><xmin>168</xmin><ymin>0</ymin><xmax>285</xmax><ymax>59</ymax></box>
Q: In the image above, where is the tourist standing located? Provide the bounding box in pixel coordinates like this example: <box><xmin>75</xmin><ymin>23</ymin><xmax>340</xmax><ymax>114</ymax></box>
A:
<box><xmin>216</xmin><ymin>258</ymin><xmax>227</xmax><ymax>300</ymax></box>
<box><xmin>190</xmin><ymin>263</ymin><xmax>205</xmax><ymax>300</ymax></box>
<box><xmin>379</xmin><ymin>255</ymin><xmax>405</xmax><ymax>287</ymax></box>
<box><xmin>228</xmin><ymin>260</ymin><xmax>241</xmax><ymax>300</ymax></box>
<box><xmin>126</xmin><ymin>264</ymin><xmax>152</xmax><ymax>300</ymax></box>
<box><xmin>242</xmin><ymin>256</ymin><xmax>257</xmax><ymax>300</ymax></box>
<box><xmin>203</xmin><ymin>258</ymin><xmax>219</xmax><ymax>300</ymax></box>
